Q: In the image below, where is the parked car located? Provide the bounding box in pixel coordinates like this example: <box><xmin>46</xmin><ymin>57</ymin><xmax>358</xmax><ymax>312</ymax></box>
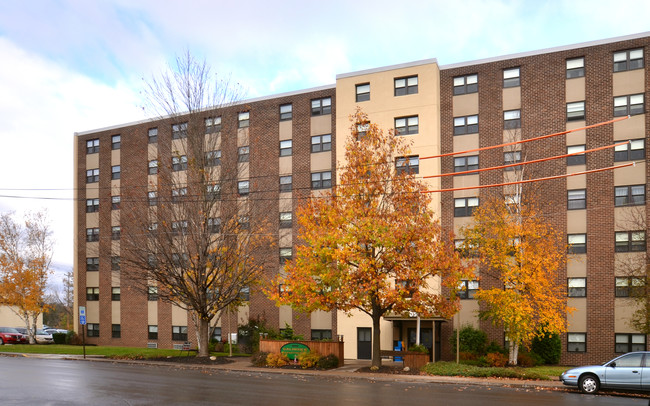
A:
<box><xmin>0</xmin><ymin>327</ymin><xmax>29</xmax><ymax>345</ymax></box>
<box><xmin>34</xmin><ymin>329</ymin><xmax>53</xmax><ymax>344</ymax></box>
<box><xmin>560</xmin><ymin>351</ymin><xmax>650</xmax><ymax>394</ymax></box>
<box><xmin>45</xmin><ymin>329</ymin><xmax>67</xmax><ymax>335</ymax></box>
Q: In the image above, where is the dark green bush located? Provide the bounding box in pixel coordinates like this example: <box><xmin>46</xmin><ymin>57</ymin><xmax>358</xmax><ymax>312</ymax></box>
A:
<box><xmin>485</xmin><ymin>341</ymin><xmax>507</xmax><ymax>355</ymax></box>
<box><xmin>449</xmin><ymin>325</ymin><xmax>488</xmax><ymax>355</ymax></box>
<box><xmin>317</xmin><ymin>354</ymin><xmax>339</xmax><ymax>369</ymax></box>
<box><xmin>517</xmin><ymin>351</ymin><xmax>543</xmax><ymax>367</ymax></box>
<box><xmin>530</xmin><ymin>331</ymin><xmax>561</xmax><ymax>364</ymax></box>
<box><xmin>52</xmin><ymin>333</ymin><xmax>67</xmax><ymax>344</ymax></box>
<box><xmin>408</xmin><ymin>344</ymin><xmax>429</xmax><ymax>353</ymax></box>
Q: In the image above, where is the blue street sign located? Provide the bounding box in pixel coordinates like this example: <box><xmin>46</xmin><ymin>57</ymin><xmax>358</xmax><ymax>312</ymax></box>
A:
<box><xmin>80</xmin><ymin>315</ymin><xmax>86</xmax><ymax>325</ymax></box>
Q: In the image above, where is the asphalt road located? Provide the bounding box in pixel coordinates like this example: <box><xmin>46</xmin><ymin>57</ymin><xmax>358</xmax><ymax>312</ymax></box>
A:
<box><xmin>0</xmin><ymin>356</ymin><xmax>647</xmax><ymax>406</ymax></box>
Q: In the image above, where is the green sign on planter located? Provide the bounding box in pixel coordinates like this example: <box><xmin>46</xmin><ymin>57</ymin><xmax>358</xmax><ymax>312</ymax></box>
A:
<box><xmin>280</xmin><ymin>342</ymin><xmax>310</xmax><ymax>360</ymax></box>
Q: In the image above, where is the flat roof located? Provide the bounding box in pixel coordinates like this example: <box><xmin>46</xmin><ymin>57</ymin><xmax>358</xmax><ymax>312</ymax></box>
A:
<box><xmin>75</xmin><ymin>83</ymin><xmax>335</xmax><ymax>136</ymax></box>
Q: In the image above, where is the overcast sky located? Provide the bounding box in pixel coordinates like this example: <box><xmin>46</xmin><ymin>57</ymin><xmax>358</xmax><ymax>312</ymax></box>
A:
<box><xmin>1</xmin><ymin>0</ymin><xmax>649</xmax><ymax>287</ymax></box>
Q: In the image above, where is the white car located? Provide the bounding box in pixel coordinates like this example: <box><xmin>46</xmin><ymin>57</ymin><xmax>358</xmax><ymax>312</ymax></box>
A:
<box><xmin>34</xmin><ymin>329</ymin><xmax>53</xmax><ymax>344</ymax></box>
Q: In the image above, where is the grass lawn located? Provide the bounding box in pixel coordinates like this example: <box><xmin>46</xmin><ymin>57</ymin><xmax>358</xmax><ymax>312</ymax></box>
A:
<box><xmin>0</xmin><ymin>344</ymin><xmax>249</xmax><ymax>359</ymax></box>
<box><xmin>423</xmin><ymin>361</ymin><xmax>568</xmax><ymax>380</ymax></box>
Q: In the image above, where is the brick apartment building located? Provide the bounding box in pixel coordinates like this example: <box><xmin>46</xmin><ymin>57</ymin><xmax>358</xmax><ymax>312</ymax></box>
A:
<box><xmin>75</xmin><ymin>32</ymin><xmax>649</xmax><ymax>364</ymax></box>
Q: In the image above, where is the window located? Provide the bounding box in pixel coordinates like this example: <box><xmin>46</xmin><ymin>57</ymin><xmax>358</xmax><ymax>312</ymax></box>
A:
<box><xmin>111</xmin><ymin>226</ymin><xmax>120</xmax><ymax>240</ymax></box>
<box><xmin>311</xmin><ymin>329</ymin><xmax>333</xmax><ymax>341</ymax></box>
<box><xmin>311</xmin><ymin>171</ymin><xmax>332</xmax><ymax>189</ymax></box>
<box><xmin>567</xmin><ymin>145</ymin><xmax>586</xmax><ymax>165</ymax></box>
<box><xmin>616</xmin><ymin>334</ymin><xmax>646</xmax><ymax>353</ymax></box>
<box><xmin>453</xmin><ymin>115</ymin><xmax>479</xmax><ymax>135</ymax></box>
<box><xmin>458</xmin><ymin>280</ymin><xmax>479</xmax><ymax>299</ymax></box>
<box><xmin>205</xmin><ymin>116</ymin><xmax>221</xmax><ymax>133</ymax></box>
<box><xmin>207</xmin><ymin>217</ymin><xmax>221</xmax><ymax>233</ymax></box>
<box><xmin>111</xmin><ymin>287</ymin><xmax>120</xmax><ymax>301</ymax></box>
<box><xmin>86</xmin><ymin>287</ymin><xmax>99</xmax><ymax>301</ymax></box>
<box><xmin>147</xmin><ymin>160</ymin><xmax>158</xmax><ymax>175</ymax></box>
<box><xmin>206</xmin><ymin>183</ymin><xmax>221</xmax><ymax>199</ymax></box>
<box><xmin>172</xmin><ymin>155</ymin><xmax>187</xmax><ymax>171</ymax></box>
<box><xmin>279</xmin><ymin>176</ymin><xmax>292</xmax><ymax>192</ymax></box>
<box><xmin>238</xmin><ymin>146</ymin><xmax>250</xmax><ymax>162</ymax></box>
<box><xmin>567</xmin><ymin>333</ymin><xmax>586</xmax><ymax>352</ymax></box>
<box><xmin>111</xmin><ymin>135</ymin><xmax>121</xmax><ymax>150</ymax></box>
<box><xmin>280</xmin><ymin>248</ymin><xmax>293</xmax><ymax>263</ymax></box>
<box><xmin>148</xmin><ymin>191</ymin><xmax>158</xmax><ymax>206</ymax></box>
<box><xmin>615</xmin><ymin>231</ymin><xmax>646</xmax><ymax>252</ymax></box>
<box><xmin>356</xmin><ymin>122</ymin><xmax>369</xmax><ymax>139</ymax></box>
<box><xmin>111</xmin><ymin>196</ymin><xmax>120</xmax><ymax>210</ymax></box>
<box><xmin>238</xmin><ymin>180</ymin><xmax>250</xmax><ymax>196</ymax></box>
<box><xmin>454</xmin><ymin>156</ymin><xmax>479</xmax><ymax>173</ymax></box>
<box><xmin>238</xmin><ymin>216</ymin><xmax>250</xmax><ymax>230</ymax></box>
<box><xmin>86</xmin><ymin>139</ymin><xmax>99</xmax><ymax>154</ymax></box>
<box><xmin>311</xmin><ymin>134</ymin><xmax>331</xmax><ymax>152</ymax></box>
<box><xmin>356</xmin><ymin>83</ymin><xmax>370</xmax><ymax>102</ymax></box>
<box><xmin>613</xmin><ymin>48</ymin><xmax>644</xmax><ymax>72</ymax></box>
<box><xmin>568</xmin><ymin>234</ymin><xmax>586</xmax><ymax>254</ymax></box>
<box><xmin>172</xmin><ymin>220</ymin><xmax>188</xmax><ymax>236</ymax></box>
<box><xmin>171</xmin><ymin>187</ymin><xmax>187</xmax><ymax>203</ymax></box>
<box><xmin>86</xmin><ymin>257</ymin><xmax>99</xmax><ymax>271</ymax></box>
<box><xmin>395</xmin><ymin>116</ymin><xmax>419</xmax><ymax>135</ymax></box>
<box><xmin>566</xmin><ymin>57</ymin><xmax>585</xmax><ymax>78</ymax></box>
<box><xmin>503</xmin><ymin>110</ymin><xmax>521</xmax><ymax>129</ymax></box>
<box><xmin>615</xmin><ymin>185</ymin><xmax>645</xmax><ymax>207</ymax></box>
<box><xmin>395</xmin><ymin>156</ymin><xmax>419</xmax><ymax>175</ymax></box>
<box><xmin>238</xmin><ymin>111</ymin><xmax>250</xmax><ymax>128</ymax></box>
<box><xmin>86</xmin><ymin>228</ymin><xmax>99</xmax><ymax>242</ymax></box>
<box><xmin>614</xmin><ymin>139</ymin><xmax>645</xmax><ymax>161</ymax></box>
<box><xmin>453</xmin><ymin>74</ymin><xmax>478</xmax><ymax>95</ymax></box>
<box><xmin>279</xmin><ymin>212</ymin><xmax>292</xmax><ymax>229</ymax></box>
<box><xmin>311</xmin><ymin>97</ymin><xmax>332</xmax><ymax>116</ymax></box>
<box><xmin>280</xmin><ymin>104</ymin><xmax>292</xmax><ymax>121</ymax></box>
<box><xmin>87</xmin><ymin>324</ymin><xmax>99</xmax><ymax>337</ymax></box>
<box><xmin>567</xmin><ymin>101</ymin><xmax>585</xmax><ymax>121</ymax></box>
<box><xmin>503</xmin><ymin>67</ymin><xmax>520</xmax><ymax>87</ymax></box>
<box><xmin>172</xmin><ymin>122</ymin><xmax>187</xmax><ymax>139</ymax></box>
<box><xmin>616</xmin><ymin>277</ymin><xmax>645</xmax><ymax>297</ymax></box>
<box><xmin>280</xmin><ymin>140</ymin><xmax>292</xmax><ymax>157</ymax></box>
<box><xmin>568</xmin><ymin>278</ymin><xmax>586</xmax><ymax>297</ymax></box>
<box><xmin>614</xmin><ymin>94</ymin><xmax>645</xmax><ymax>116</ymax></box>
<box><xmin>394</xmin><ymin>75</ymin><xmax>418</xmax><ymax>96</ymax></box>
<box><xmin>111</xmin><ymin>256</ymin><xmax>120</xmax><ymax>271</ymax></box>
<box><xmin>454</xmin><ymin>239</ymin><xmax>478</xmax><ymax>258</ymax></box>
<box><xmin>454</xmin><ymin>197</ymin><xmax>479</xmax><ymax>217</ymax></box>
<box><xmin>148</xmin><ymin>325</ymin><xmax>158</xmax><ymax>340</ymax></box>
<box><xmin>567</xmin><ymin>189</ymin><xmax>586</xmax><ymax>210</ymax></box>
<box><xmin>86</xmin><ymin>198</ymin><xmax>99</xmax><ymax>213</ymax></box>
<box><xmin>148</xmin><ymin>286</ymin><xmax>158</xmax><ymax>301</ymax></box>
<box><xmin>503</xmin><ymin>151</ymin><xmax>522</xmax><ymax>170</ymax></box>
<box><xmin>111</xmin><ymin>165</ymin><xmax>120</xmax><ymax>180</ymax></box>
<box><xmin>86</xmin><ymin>169</ymin><xmax>99</xmax><ymax>183</ymax></box>
<box><xmin>112</xmin><ymin>324</ymin><xmax>121</xmax><ymax>338</ymax></box>
<box><xmin>172</xmin><ymin>326</ymin><xmax>188</xmax><ymax>341</ymax></box>
<box><xmin>148</xmin><ymin>128</ymin><xmax>158</xmax><ymax>144</ymax></box>
<box><xmin>206</xmin><ymin>150</ymin><xmax>221</xmax><ymax>166</ymax></box>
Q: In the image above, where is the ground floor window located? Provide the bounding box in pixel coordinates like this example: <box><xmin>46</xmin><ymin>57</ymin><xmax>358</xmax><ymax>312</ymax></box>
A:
<box><xmin>172</xmin><ymin>326</ymin><xmax>188</xmax><ymax>341</ymax></box>
<box><xmin>311</xmin><ymin>329</ymin><xmax>332</xmax><ymax>341</ymax></box>
<box><xmin>148</xmin><ymin>325</ymin><xmax>158</xmax><ymax>340</ymax></box>
<box><xmin>112</xmin><ymin>324</ymin><xmax>121</xmax><ymax>338</ymax></box>
<box><xmin>567</xmin><ymin>333</ymin><xmax>586</xmax><ymax>352</ymax></box>
<box><xmin>87</xmin><ymin>323</ymin><xmax>99</xmax><ymax>337</ymax></box>
<box><xmin>615</xmin><ymin>333</ymin><xmax>646</xmax><ymax>353</ymax></box>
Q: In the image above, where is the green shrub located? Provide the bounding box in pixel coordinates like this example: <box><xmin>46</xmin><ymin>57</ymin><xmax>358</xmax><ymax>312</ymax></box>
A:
<box><xmin>67</xmin><ymin>331</ymin><xmax>83</xmax><ymax>345</ymax></box>
<box><xmin>449</xmin><ymin>325</ymin><xmax>488</xmax><ymax>355</ymax></box>
<box><xmin>317</xmin><ymin>354</ymin><xmax>339</xmax><ymax>369</ymax></box>
<box><xmin>531</xmin><ymin>331</ymin><xmax>561</xmax><ymax>364</ymax></box>
<box><xmin>517</xmin><ymin>351</ymin><xmax>543</xmax><ymax>367</ymax></box>
<box><xmin>266</xmin><ymin>352</ymin><xmax>289</xmax><ymax>367</ymax></box>
<box><xmin>250</xmin><ymin>351</ymin><xmax>269</xmax><ymax>367</ymax></box>
<box><xmin>485</xmin><ymin>341</ymin><xmax>507</xmax><ymax>355</ymax></box>
<box><xmin>485</xmin><ymin>352</ymin><xmax>508</xmax><ymax>367</ymax></box>
<box><xmin>52</xmin><ymin>333</ymin><xmax>66</xmax><ymax>344</ymax></box>
<box><xmin>224</xmin><ymin>343</ymin><xmax>238</xmax><ymax>353</ymax></box>
<box><xmin>279</xmin><ymin>323</ymin><xmax>303</xmax><ymax>340</ymax></box>
<box><xmin>408</xmin><ymin>344</ymin><xmax>429</xmax><ymax>354</ymax></box>
<box><xmin>298</xmin><ymin>352</ymin><xmax>321</xmax><ymax>369</ymax></box>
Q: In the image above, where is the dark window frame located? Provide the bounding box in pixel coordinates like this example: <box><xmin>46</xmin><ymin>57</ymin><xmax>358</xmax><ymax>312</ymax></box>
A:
<box><xmin>566</xmin><ymin>57</ymin><xmax>585</xmax><ymax>79</ymax></box>
<box><xmin>453</xmin><ymin>115</ymin><xmax>479</xmax><ymax>135</ymax></box>
<box><xmin>615</xmin><ymin>185</ymin><xmax>646</xmax><ymax>207</ymax></box>
<box><xmin>311</xmin><ymin>134</ymin><xmax>331</xmax><ymax>153</ymax></box>
<box><xmin>567</xmin><ymin>277</ymin><xmax>586</xmax><ymax>297</ymax></box>
<box><xmin>568</xmin><ymin>234</ymin><xmax>587</xmax><ymax>254</ymax></box>
<box><xmin>111</xmin><ymin>135</ymin><xmax>121</xmax><ymax>150</ymax></box>
<box><xmin>395</xmin><ymin>156</ymin><xmax>419</xmax><ymax>175</ymax></box>
<box><xmin>503</xmin><ymin>67</ymin><xmax>520</xmax><ymax>88</ymax></box>
<box><xmin>279</xmin><ymin>140</ymin><xmax>292</xmax><ymax>157</ymax></box>
<box><xmin>111</xmin><ymin>226</ymin><xmax>121</xmax><ymax>241</ymax></box>
<box><xmin>148</xmin><ymin>160</ymin><xmax>158</xmax><ymax>175</ymax></box>
<box><xmin>205</xmin><ymin>150</ymin><xmax>221</xmax><ymax>166</ymax></box>
<box><xmin>205</xmin><ymin>116</ymin><xmax>222</xmax><ymax>133</ymax></box>
<box><xmin>171</xmin><ymin>122</ymin><xmax>187</xmax><ymax>139</ymax></box>
<box><xmin>172</xmin><ymin>326</ymin><xmax>188</xmax><ymax>341</ymax></box>
<box><xmin>111</xmin><ymin>195</ymin><xmax>120</xmax><ymax>210</ymax></box>
<box><xmin>86</xmin><ymin>139</ymin><xmax>99</xmax><ymax>154</ymax></box>
<box><xmin>238</xmin><ymin>112</ymin><xmax>250</xmax><ymax>128</ymax></box>
<box><xmin>311</xmin><ymin>171</ymin><xmax>332</xmax><ymax>189</ymax></box>
<box><xmin>614</xmin><ymin>139</ymin><xmax>645</xmax><ymax>162</ymax></box>
<box><xmin>86</xmin><ymin>257</ymin><xmax>99</xmax><ymax>271</ymax></box>
<box><xmin>279</xmin><ymin>212</ymin><xmax>292</xmax><ymax>229</ymax></box>
<box><xmin>148</xmin><ymin>128</ymin><xmax>158</xmax><ymax>144</ymax></box>
<box><xmin>238</xmin><ymin>146</ymin><xmax>250</xmax><ymax>162</ymax></box>
<box><xmin>567</xmin><ymin>189</ymin><xmax>586</xmax><ymax>210</ymax></box>
<box><xmin>86</xmin><ymin>228</ymin><xmax>99</xmax><ymax>242</ymax></box>
<box><xmin>171</xmin><ymin>155</ymin><xmax>188</xmax><ymax>171</ymax></box>
<box><xmin>615</xmin><ymin>334</ymin><xmax>647</xmax><ymax>353</ymax></box>
<box><xmin>111</xmin><ymin>256</ymin><xmax>120</xmax><ymax>271</ymax></box>
<box><xmin>567</xmin><ymin>145</ymin><xmax>586</xmax><ymax>165</ymax></box>
<box><xmin>86</xmin><ymin>287</ymin><xmax>99</xmax><ymax>301</ymax></box>
<box><xmin>567</xmin><ymin>333</ymin><xmax>586</xmax><ymax>352</ymax></box>
<box><xmin>453</xmin><ymin>74</ymin><xmax>478</xmax><ymax>95</ymax></box>
<box><xmin>87</xmin><ymin>323</ymin><xmax>99</xmax><ymax>337</ymax></box>
<box><xmin>311</xmin><ymin>97</ymin><xmax>332</xmax><ymax>116</ymax></box>
<box><xmin>279</xmin><ymin>176</ymin><xmax>292</xmax><ymax>193</ymax></box>
<box><xmin>279</xmin><ymin>104</ymin><xmax>293</xmax><ymax>121</ymax></box>
<box><xmin>86</xmin><ymin>198</ymin><xmax>99</xmax><ymax>213</ymax></box>
<box><xmin>454</xmin><ymin>155</ymin><xmax>479</xmax><ymax>173</ymax></box>
<box><xmin>356</xmin><ymin>83</ymin><xmax>370</xmax><ymax>102</ymax></box>
<box><xmin>394</xmin><ymin>75</ymin><xmax>418</xmax><ymax>96</ymax></box>
<box><xmin>614</xmin><ymin>94</ymin><xmax>645</xmax><ymax>116</ymax></box>
<box><xmin>395</xmin><ymin>115</ymin><xmax>419</xmax><ymax>136</ymax></box>
<box><xmin>503</xmin><ymin>109</ymin><xmax>521</xmax><ymax>129</ymax></box>
<box><xmin>458</xmin><ymin>280</ymin><xmax>479</xmax><ymax>299</ymax></box>
<box><xmin>148</xmin><ymin>325</ymin><xmax>158</xmax><ymax>340</ymax></box>
<box><xmin>111</xmin><ymin>287</ymin><xmax>120</xmax><ymax>301</ymax></box>
<box><xmin>238</xmin><ymin>180</ymin><xmax>250</xmax><ymax>196</ymax></box>
<box><xmin>615</xmin><ymin>231</ymin><xmax>646</xmax><ymax>252</ymax></box>
<box><xmin>112</xmin><ymin>324</ymin><xmax>121</xmax><ymax>338</ymax></box>
<box><xmin>454</xmin><ymin>197</ymin><xmax>479</xmax><ymax>217</ymax></box>
<box><xmin>613</xmin><ymin>48</ymin><xmax>644</xmax><ymax>72</ymax></box>
<box><xmin>615</xmin><ymin>276</ymin><xmax>646</xmax><ymax>297</ymax></box>
<box><xmin>567</xmin><ymin>101</ymin><xmax>585</xmax><ymax>121</ymax></box>
<box><xmin>86</xmin><ymin>168</ymin><xmax>99</xmax><ymax>183</ymax></box>
<box><xmin>111</xmin><ymin>165</ymin><xmax>121</xmax><ymax>180</ymax></box>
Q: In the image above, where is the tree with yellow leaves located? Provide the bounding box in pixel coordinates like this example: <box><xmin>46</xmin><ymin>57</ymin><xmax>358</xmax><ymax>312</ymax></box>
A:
<box><xmin>269</xmin><ymin>110</ymin><xmax>469</xmax><ymax>368</ymax></box>
<box><xmin>461</xmin><ymin>196</ymin><xmax>573</xmax><ymax>365</ymax></box>
<box><xmin>0</xmin><ymin>211</ymin><xmax>53</xmax><ymax>344</ymax></box>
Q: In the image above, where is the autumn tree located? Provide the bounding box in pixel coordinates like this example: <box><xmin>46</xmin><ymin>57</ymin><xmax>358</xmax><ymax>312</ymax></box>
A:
<box><xmin>269</xmin><ymin>110</ymin><xmax>469</xmax><ymax>368</ymax></box>
<box><xmin>461</xmin><ymin>196</ymin><xmax>572</xmax><ymax>365</ymax></box>
<box><xmin>44</xmin><ymin>270</ymin><xmax>73</xmax><ymax>330</ymax></box>
<box><xmin>0</xmin><ymin>211</ymin><xmax>53</xmax><ymax>343</ymax></box>
<box><xmin>121</xmin><ymin>51</ymin><xmax>272</xmax><ymax>357</ymax></box>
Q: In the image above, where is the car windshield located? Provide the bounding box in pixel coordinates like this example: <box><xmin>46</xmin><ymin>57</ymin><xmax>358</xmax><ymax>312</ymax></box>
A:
<box><xmin>0</xmin><ymin>327</ymin><xmax>20</xmax><ymax>333</ymax></box>
<box><xmin>36</xmin><ymin>329</ymin><xmax>47</xmax><ymax>335</ymax></box>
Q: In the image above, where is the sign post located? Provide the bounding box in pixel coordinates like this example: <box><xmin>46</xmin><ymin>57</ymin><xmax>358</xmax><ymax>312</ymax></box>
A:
<box><xmin>79</xmin><ymin>306</ymin><xmax>86</xmax><ymax>359</ymax></box>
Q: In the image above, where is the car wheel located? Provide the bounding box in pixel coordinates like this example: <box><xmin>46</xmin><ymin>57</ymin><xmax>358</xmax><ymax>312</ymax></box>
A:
<box><xmin>579</xmin><ymin>374</ymin><xmax>600</xmax><ymax>394</ymax></box>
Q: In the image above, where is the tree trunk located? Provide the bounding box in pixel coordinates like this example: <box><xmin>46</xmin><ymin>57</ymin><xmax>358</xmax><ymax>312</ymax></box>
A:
<box><xmin>191</xmin><ymin>312</ymin><xmax>211</xmax><ymax>357</ymax></box>
<box><xmin>509</xmin><ymin>342</ymin><xmax>519</xmax><ymax>365</ymax></box>
<box><xmin>371</xmin><ymin>313</ymin><xmax>382</xmax><ymax>368</ymax></box>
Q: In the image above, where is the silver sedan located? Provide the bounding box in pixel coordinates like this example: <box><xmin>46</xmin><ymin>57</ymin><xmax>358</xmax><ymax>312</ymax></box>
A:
<box><xmin>560</xmin><ymin>351</ymin><xmax>650</xmax><ymax>394</ymax></box>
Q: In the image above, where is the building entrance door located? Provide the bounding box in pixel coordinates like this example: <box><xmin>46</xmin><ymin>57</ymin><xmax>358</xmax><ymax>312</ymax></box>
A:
<box><xmin>357</xmin><ymin>328</ymin><xmax>372</xmax><ymax>360</ymax></box>
<box><xmin>408</xmin><ymin>327</ymin><xmax>433</xmax><ymax>360</ymax></box>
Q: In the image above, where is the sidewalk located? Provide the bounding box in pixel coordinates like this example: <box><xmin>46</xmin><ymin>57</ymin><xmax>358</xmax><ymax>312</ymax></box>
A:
<box><xmin>2</xmin><ymin>351</ymin><xmax>565</xmax><ymax>390</ymax></box>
